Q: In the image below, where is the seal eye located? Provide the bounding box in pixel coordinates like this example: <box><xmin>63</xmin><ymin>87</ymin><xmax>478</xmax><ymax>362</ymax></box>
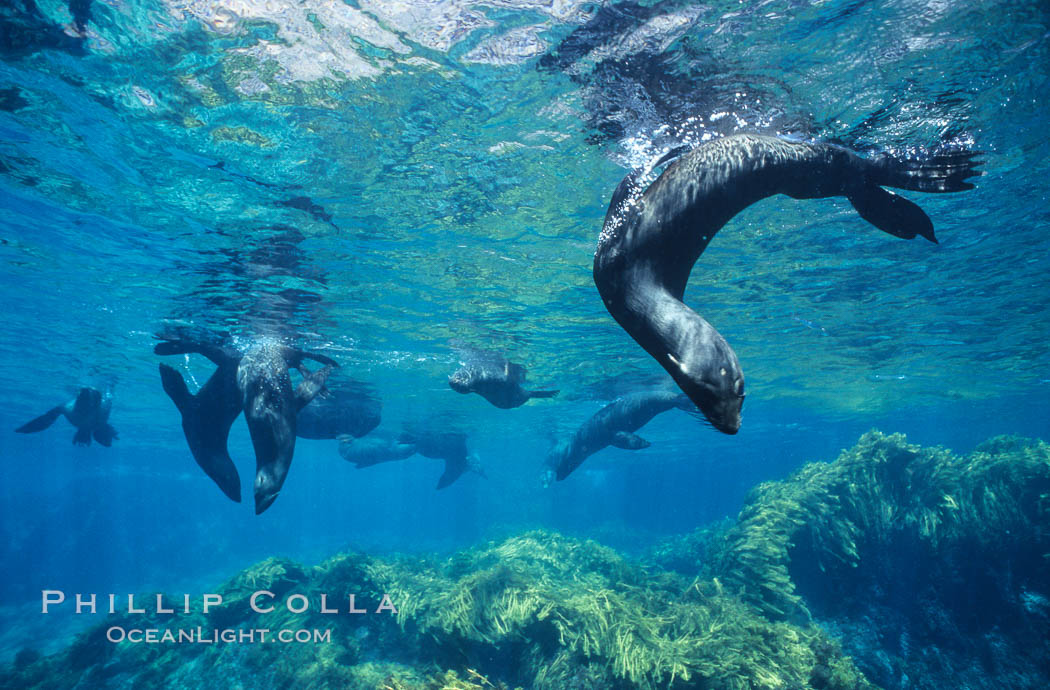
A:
<box><xmin>720</xmin><ymin>368</ymin><xmax>727</xmax><ymax>377</ymax></box>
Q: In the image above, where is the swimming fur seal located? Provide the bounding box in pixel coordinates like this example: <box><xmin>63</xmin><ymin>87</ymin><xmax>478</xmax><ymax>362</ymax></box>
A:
<box><xmin>340</xmin><ymin>428</ymin><xmax>483</xmax><ymax>489</ymax></box>
<box><xmin>400</xmin><ymin>429</ymin><xmax>484</xmax><ymax>489</ymax></box>
<box><xmin>543</xmin><ymin>390</ymin><xmax>692</xmax><ymax>484</ymax></box>
<box><xmin>448</xmin><ymin>350</ymin><xmax>559</xmax><ymax>409</ymax></box>
<box><xmin>594</xmin><ymin>134</ymin><xmax>980</xmax><ymax>434</ymax></box>
<box><xmin>338</xmin><ymin>433</ymin><xmax>416</xmax><ymax>467</ymax></box>
<box><xmin>155</xmin><ymin>335</ymin><xmax>336</xmax><ymax>513</ymax></box>
<box><xmin>237</xmin><ymin>341</ymin><xmax>336</xmax><ymax>513</ymax></box>
<box><xmin>156</xmin><ymin>338</ymin><xmax>244</xmax><ymax>503</ymax></box>
<box><xmin>15</xmin><ymin>386</ymin><xmax>117</xmax><ymax>446</ymax></box>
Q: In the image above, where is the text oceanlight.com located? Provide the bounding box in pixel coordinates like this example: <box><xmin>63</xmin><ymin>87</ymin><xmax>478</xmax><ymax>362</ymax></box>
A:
<box><xmin>106</xmin><ymin>627</ymin><xmax>332</xmax><ymax>644</ymax></box>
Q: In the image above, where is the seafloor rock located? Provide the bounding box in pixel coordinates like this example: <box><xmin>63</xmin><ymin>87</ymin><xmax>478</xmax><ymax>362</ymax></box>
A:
<box><xmin>2</xmin><ymin>430</ymin><xmax>1046</xmax><ymax>689</ymax></box>
<box><xmin>712</xmin><ymin>430</ymin><xmax>1050</xmax><ymax>689</ymax></box>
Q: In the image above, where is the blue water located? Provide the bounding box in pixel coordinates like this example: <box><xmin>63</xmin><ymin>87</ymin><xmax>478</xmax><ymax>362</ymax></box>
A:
<box><xmin>0</xmin><ymin>0</ymin><xmax>1048</xmax><ymax>671</ymax></box>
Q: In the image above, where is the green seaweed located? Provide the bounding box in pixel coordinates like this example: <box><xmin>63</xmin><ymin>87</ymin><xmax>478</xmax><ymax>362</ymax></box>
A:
<box><xmin>716</xmin><ymin>431</ymin><xmax>1050</xmax><ymax>623</ymax></box>
<box><xmin>9</xmin><ymin>430</ymin><xmax>1047</xmax><ymax>690</ymax></box>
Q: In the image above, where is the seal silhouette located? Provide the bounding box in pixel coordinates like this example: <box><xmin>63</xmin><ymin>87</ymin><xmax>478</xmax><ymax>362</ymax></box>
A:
<box><xmin>543</xmin><ymin>391</ymin><xmax>693</xmax><ymax>484</ymax></box>
<box><xmin>340</xmin><ymin>428</ymin><xmax>483</xmax><ymax>489</ymax></box>
<box><xmin>16</xmin><ymin>386</ymin><xmax>117</xmax><ymax>446</ymax></box>
<box><xmin>594</xmin><ymin>134</ymin><xmax>980</xmax><ymax>434</ymax></box>
<box><xmin>158</xmin><ymin>342</ymin><xmax>242</xmax><ymax>502</ymax></box>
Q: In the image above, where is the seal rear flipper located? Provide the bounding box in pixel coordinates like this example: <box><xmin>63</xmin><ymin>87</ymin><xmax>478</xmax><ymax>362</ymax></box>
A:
<box><xmin>872</xmin><ymin>149</ymin><xmax>982</xmax><ymax>193</ymax></box>
<box><xmin>159</xmin><ymin>364</ymin><xmax>192</xmax><ymax>412</ymax></box>
<box><xmin>155</xmin><ymin>339</ymin><xmax>238</xmax><ymax>367</ymax></box>
<box><xmin>15</xmin><ymin>406</ymin><xmax>63</xmax><ymax>433</ymax></box>
<box><xmin>848</xmin><ymin>185</ymin><xmax>938</xmax><ymax>244</ymax></box>
<box><xmin>527</xmin><ymin>389</ymin><xmax>559</xmax><ymax>400</ymax></box>
<box><xmin>93</xmin><ymin>424</ymin><xmax>118</xmax><ymax>447</ymax></box>
<box><xmin>72</xmin><ymin>427</ymin><xmax>92</xmax><ymax>445</ymax></box>
<box><xmin>610</xmin><ymin>431</ymin><xmax>651</xmax><ymax>450</ymax></box>
<box><xmin>436</xmin><ymin>456</ymin><xmax>468</xmax><ymax>489</ymax></box>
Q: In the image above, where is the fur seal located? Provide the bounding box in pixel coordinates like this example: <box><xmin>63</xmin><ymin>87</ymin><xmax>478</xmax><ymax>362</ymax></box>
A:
<box><xmin>340</xmin><ymin>428</ymin><xmax>483</xmax><ymax>489</ymax></box>
<box><xmin>155</xmin><ymin>335</ymin><xmax>336</xmax><ymax>513</ymax></box>
<box><xmin>15</xmin><ymin>386</ymin><xmax>117</xmax><ymax>446</ymax></box>
<box><xmin>543</xmin><ymin>391</ymin><xmax>692</xmax><ymax>484</ymax></box>
<box><xmin>448</xmin><ymin>348</ymin><xmax>558</xmax><ymax>409</ymax></box>
<box><xmin>400</xmin><ymin>429</ymin><xmax>484</xmax><ymax>489</ymax></box>
<box><xmin>156</xmin><ymin>339</ymin><xmax>244</xmax><ymax>503</ymax></box>
<box><xmin>338</xmin><ymin>433</ymin><xmax>416</xmax><ymax>467</ymax></box>
<box><xmin>296</xmin><ymin>382</ymin><xmax>381</xmax><ymax>440</ymax></box>
<box><xmin>594</xmin><ymin>134</ymin><xmax>980</xmax><ymax>434</ymax></box>
<box><xmin>237</xmin><ymin>341</ymin><xmax>336</xmax><ymax>513</ymax></box>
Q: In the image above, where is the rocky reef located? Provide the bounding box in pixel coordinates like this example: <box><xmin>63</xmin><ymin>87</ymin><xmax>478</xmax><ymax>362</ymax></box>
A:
<box><xmin>2</xmin><ymin>431</ymin><xmax>1047</xmax><ymax>689</ymax></box>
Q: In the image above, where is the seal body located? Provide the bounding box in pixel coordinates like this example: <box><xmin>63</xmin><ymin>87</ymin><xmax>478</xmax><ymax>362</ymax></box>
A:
<box><xmin>594</xmin><ymin>134</ymin><xmax>980</xmax><ymax>433</ymax></box>
<box><xmin>15</xmin><ymin>386</ymin><xmax>117</xmax><ymax>446</ymax></box>
<box><xmin>545</xmin><ymin>391</ymin><xmax>692</xmax><ymax>483</ymax></box>
<box><xmin>296</xmin><ymin>384</ymin><xmax>381</xmax><ymax>440</ymax></box>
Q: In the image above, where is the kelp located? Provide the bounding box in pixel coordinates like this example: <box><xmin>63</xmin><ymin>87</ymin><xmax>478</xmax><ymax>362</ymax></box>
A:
<box><xmin>6</xmin><ymin>430</ymin><xmax>1046</xmax><ymax>690</ymax></box>
<box><xmin>713</xmin><ymin>431</ymin><xmax>1050</xmax><ymax>688</ymax></box>
<box><xmin>0</xmin><ymin>530</ymin><xmax>869</xmax><ymax>690</ymax></box>
<box><xmin>716</xmin><ymin>431</ymin><xmax>1050</xmax><ymax>622</ymax></box>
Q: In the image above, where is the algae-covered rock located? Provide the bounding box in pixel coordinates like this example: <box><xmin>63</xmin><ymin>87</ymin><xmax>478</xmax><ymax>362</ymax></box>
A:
<box><xmin>715</xmin><ymin>430</ymin><xmax>1050</xmax><ymax>688</ymax></box>
<box><xmin>6</xmin><ymin>430</ymin><xmax>1045</xmax><ymax>690</ymax></box>
<box><xmin>0</xmin><ymin>531</ymin><xmax>869</xmax><ymax>690</ymax></box>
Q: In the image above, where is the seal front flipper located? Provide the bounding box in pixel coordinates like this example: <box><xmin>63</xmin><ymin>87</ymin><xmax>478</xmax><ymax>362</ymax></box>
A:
<box><xmin>159</xmin><ymin>364</ymin><xmax>242</xmax><ymax>503</ymax></box>
<box><xmin>848</xmin><ymin>185</ymin><xmax>937</xmax><ymax>243</ymax></box>
<box><xmin>15</xmin><ymin>406</ymin><xmax>64</xmax><ymax>433</ymax></box>
<box><xmin>610</xmin><ymin>431</ymin><xmax>650</xmax><ymax>450</ymax></box>
<box><xmin>293</xmin><ymin>364</ymin><xmax>334</xmax><ymax>412</ymax></box>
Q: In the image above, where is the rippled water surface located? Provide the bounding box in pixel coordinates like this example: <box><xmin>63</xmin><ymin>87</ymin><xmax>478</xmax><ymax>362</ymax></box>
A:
<box><xmin>0</xmin><ymin>0</ymin><xmax>1048</xmax><ymax>660</ymax></box>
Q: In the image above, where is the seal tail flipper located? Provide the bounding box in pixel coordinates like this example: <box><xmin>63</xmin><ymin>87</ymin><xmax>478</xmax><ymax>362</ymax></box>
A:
<box><xmin>73</xmin><ymin>428</ymin><xmax>92</xmax><ymax>445</ymax></box>
<box><xmin>93</xmin><ymin>424</ymin><xmax>118</xmax><ymax>447</ymax></box>
<box><xmin>159</xmin><ymin>363</ymin><xmax>193</xmax><ymax>412</ymax></box>
<box><xmin>154</xmin><ymin>338</ymin><xmax>237</xmax><ymax>367</ymax></box>
<box><xmin>527</xmin><ymin>389</ymin><xmax>560</xmax><ymax>400</ymax></box>
<box><xmin>15</xmin><ymin>407</ymin><xmax>64</xmax><ymax>433</ymax></box>
<box><xmin>554</xmin><ymin>450</ymin><xmax>585</xmax><ymax>482</ymax></box>
<box><xmin>848</xmin><ymin>185</ymin><xmax>938</xmax><ymax>243</ymax></box>
<box><xmin>436</xmin><ymin>456</ymin><xmax>469</xmax><ymax>489</ymax></box>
